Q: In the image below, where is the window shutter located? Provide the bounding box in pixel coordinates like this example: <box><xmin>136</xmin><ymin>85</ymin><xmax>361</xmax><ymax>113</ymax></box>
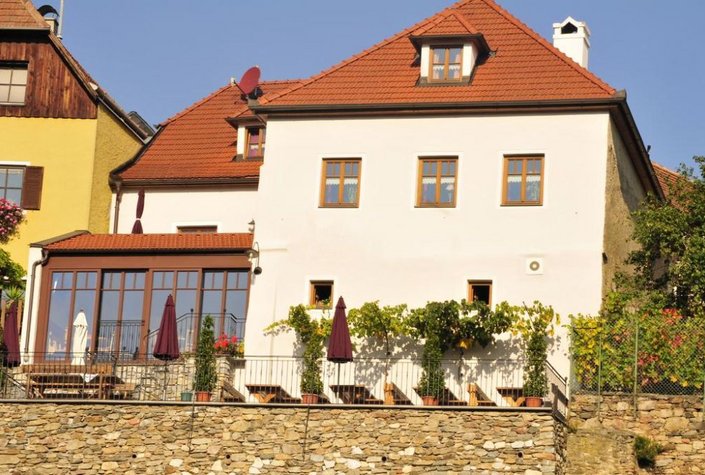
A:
<box><xmin>21</xmin><ymin>166</ymin><xmax>43</xmax><ymax>210</ymax></box>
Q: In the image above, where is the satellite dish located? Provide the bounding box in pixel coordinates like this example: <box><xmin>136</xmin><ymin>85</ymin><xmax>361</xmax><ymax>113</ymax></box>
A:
<box><xmin>238</xmin><ymin>66</ymin><xmax>261</xmax><ymax>96</ymax></box>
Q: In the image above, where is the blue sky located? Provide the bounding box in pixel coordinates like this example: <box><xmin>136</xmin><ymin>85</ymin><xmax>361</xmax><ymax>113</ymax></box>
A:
<box><xmin>38</xmin><ymin>0</ymin><xmax>705</xmax><ymax>170</ymax></box>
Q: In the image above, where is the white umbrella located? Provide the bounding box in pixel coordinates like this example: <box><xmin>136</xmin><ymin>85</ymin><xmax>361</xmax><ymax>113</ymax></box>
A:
<box><xmin>71</xmin><ymin>310</ymin><xmax>88</xmax><ymax>366</ymax></box>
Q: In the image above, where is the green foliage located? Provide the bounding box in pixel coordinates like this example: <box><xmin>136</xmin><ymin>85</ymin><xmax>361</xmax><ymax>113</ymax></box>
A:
<box><xmin>457</xmin><ymin>300</ymin><xmax>516</xmax><ymax>348</ymax></box>
<box><xmin>417</xmin><ymin>334</ymin><xmax>445</xmax><ymax>397</ymax></box>
<box><xmin>630</xmin><ymin>156</ymin><xmax>705</xmax><ymax>314</ymax></box>
<box><xmin>265</xmin><ymin>305</ymin><xmax>331</xmax><ymax>394</ymax></box>
<box><xmin>193</xmin><ymin>315</ymin><xmax>217</xmax><ymax>392</ymax></box>
<box><xmin>512</xmin><ymin>301</ymin><xmax>559</xmax><ymax>397</ymax></box>
<box><xmin>0</xmin><ymin>249</ymin><xmax>25</xmax><ymax>288</ymax></box>
<box><xmin>634</xmin><ymin>435</ymin><xmax>662</xmax><ymax>468</ymax></box>
<box><xmin>571</xmin><ymin>292</ymin><xmax>705</xmax><ymax>393</ymax></box>
<box><xmin>347</xmin><ymin>301</ymin><xmax>408</xmax><ymax>355</ymax></box>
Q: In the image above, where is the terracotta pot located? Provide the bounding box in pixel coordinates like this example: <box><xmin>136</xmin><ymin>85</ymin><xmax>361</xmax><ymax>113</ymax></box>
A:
<box><xmin>301</xmin><ymin>393</ymin><xmax>319</xmax><ymax>405</ymax></box>
<box><xmin>195</xmin><ymin>391</ymin><xmax>211</xmax><ymax>402</ymax></box>
<box><xmin>525</xmin><ymin>396</ymin><xmax>543</xmax><ymax>407</ymax></box>
<box><xmin>421</xmin><ymin>395</ymin><xmax>439</xmax><ymax>406</ymax></box>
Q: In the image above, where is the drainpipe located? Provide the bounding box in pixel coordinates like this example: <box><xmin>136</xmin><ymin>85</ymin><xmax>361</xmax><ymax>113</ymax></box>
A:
<box><xmin>111</xmin><ymin>176</ymin><xmax>122</xmax><ymax>234</ymax></box>
<box><xmin>23</xmin><ymin>249</ymin><xmax>49</xmax><ymax>355</ymax></box>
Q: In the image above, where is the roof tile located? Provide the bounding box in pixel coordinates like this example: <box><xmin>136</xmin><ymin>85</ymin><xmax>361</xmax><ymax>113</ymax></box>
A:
<box><xmin>45</xmin><ymin>232</ymin><xmax>253</xmax><ymax>252</ymax></box>
<box><xmin>0</xmin><ymin>0</ymin><xmax>48</xmax><ymax>29</ymax></box>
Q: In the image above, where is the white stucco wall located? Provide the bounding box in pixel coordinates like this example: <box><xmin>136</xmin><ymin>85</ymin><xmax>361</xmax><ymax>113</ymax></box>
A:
<box><xmin>113</xmin><ymin>188</ymin><xmax>258</xmax><ymax>234</ymax></box>
<box><xmin>245</xmin><ymin>112</ymin><xmax>612</xmax><ymax>376</ymax></box>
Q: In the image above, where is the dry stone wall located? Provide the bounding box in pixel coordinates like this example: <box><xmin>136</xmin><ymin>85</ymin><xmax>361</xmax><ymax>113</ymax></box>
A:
<box><xmin>568</xmin><ymin>394</ymin><xmax>705</xmax><ymax>474</ymax></box>
<box><xmin>0</xmin><ymin>401</ymin><xmax>562</xmax><ymax>474</ymax></box>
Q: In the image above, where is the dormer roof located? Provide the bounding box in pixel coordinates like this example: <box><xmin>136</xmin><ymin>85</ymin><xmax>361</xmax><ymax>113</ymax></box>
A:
<box><xmin>257</xmin><ymin>0</ymin><xmax>615</xmax><ymax>110</ymax></box>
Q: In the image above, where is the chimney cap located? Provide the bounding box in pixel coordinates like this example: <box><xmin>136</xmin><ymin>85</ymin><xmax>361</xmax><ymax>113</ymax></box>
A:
<box><xmin>553</xmin><ymin>16</ymin><xmax>591</xmax><ymax>37</ymax></box>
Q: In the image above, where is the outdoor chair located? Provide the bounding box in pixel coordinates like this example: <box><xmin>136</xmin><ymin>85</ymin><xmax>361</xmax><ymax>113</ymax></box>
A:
<box><xmin>330</xmin><ymin>384</ymin><xmax>383</xmax><ymax>405</ymax></box>
<box><xmin>383</xmin><ymin>382</ymin><xmax>412</xmax><ymax>405</ymax></box>
<box><xmin>467</xmin><ymin>383</ymin><xmax>497</xmax><ymax>407</ymax></box>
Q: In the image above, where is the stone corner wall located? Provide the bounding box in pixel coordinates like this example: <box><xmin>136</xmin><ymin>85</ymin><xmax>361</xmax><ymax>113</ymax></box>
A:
<box><xmin>0</xmin><ymin>402</ymin><xmax>564</xmax><ymax>474</ymax></box>
<box><xmin>567</xmin><ymin>393</ymin><xmax>705</xmax><ymax>474</ymax></box>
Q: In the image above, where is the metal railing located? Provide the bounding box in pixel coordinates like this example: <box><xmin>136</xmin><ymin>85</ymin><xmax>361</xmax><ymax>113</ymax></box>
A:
<box><xmin>1</xmin><ymin>353</ymin><xmax>565</xmax><ymax>410</ymax></box>
<box><xmin>93</xmin><ymin>312</ymin><xmax>245</xmax><ymax>361</ymax></box>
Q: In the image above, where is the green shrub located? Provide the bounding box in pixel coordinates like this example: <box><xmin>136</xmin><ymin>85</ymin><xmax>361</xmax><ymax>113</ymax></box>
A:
<box><xmin>634</xmin><ymin>435</ymin><xmax>662</xmax><ymax>468</ymax></box>
<box><xmin>193</xmin><ymin>315</ymin><xmax>217</xmax><ymax>392</ymax></box>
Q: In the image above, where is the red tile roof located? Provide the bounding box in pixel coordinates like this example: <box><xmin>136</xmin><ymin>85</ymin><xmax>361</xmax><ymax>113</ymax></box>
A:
<box><xmin>414</xmin><ymin>9</ymin><xmax>479</xmax><ymax>36</ymax></box>
<box><xmin>260</xmin><ymin>0</ymin><xmax>616</xmax><ymax>108</ymax></box>
<box><xmin>117</xmin><ymin>80</ymin><xmax>301</xmax><ymax>182</ymax></box>
<box><xmin>45</xmin><ymin>232</ymin><xmax>253</xmax><ymax>252</ymax></box>
<box><xmin>652</xmin><ymin>162</ymin><xmax>684</xmax><ymax>199</ymax></box>
<box><xmin>0</xmin><ymin>0</ymin><xmax>48</xmax><ymax>29</ymax></box>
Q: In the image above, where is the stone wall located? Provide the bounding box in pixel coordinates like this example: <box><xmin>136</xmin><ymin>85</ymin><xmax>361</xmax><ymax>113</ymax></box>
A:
<box><xmin>568</xmin><ymin>394</ymin><xmax>705</xmax><ymax>474</ymax></box>
<box><xmin>0</xmin><ymin>402</ymin><xmax>563</xmax><ymax>474</ymax></box>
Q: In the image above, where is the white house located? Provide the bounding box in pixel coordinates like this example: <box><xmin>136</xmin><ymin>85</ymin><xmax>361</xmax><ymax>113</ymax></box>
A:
<box><xmin>21</xmin><ymin>0</ymin><xmax>663</xmax><ymax>393</ymax></box>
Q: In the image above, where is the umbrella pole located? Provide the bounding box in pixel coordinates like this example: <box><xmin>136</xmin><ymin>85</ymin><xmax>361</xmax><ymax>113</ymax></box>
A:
<box><xmin>163</xmin><ymin>360</ymin><xmax>168</xmax><ymax>400</ymax></box>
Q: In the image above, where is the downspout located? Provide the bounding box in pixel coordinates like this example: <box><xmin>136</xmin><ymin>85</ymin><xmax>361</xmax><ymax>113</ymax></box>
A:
<box><xmin>111</xmin><ymin>175</ymin><xmax>122</xmax><ymax>234</ymax></box>
<box><xmin>24</xmin><ymin>249</ymin><xmax>49</xmax><ymax>355</ymax></box>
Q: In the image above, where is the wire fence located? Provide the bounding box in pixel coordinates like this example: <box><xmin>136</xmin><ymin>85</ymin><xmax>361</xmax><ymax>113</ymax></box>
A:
<box><xmin>570</xmin><ymin>317</ymin><xmax>705</xmax><ymax>409</ymax></box>
<box><xmin>0</xmin><ymin>353</ymin><xmax>565</xmax><ymax>415</ymax></box>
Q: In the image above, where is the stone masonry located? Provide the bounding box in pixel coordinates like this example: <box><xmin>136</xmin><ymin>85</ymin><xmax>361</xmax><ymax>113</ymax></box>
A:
<box><xmin>567</xmin><ymin>394</ymin><xmax>705</xmax><ymax>474</ymax></box>
<box><xmin>0</xmin><ymin>402</ymin><xmax>562</xmax><ymax>474</ymax></box>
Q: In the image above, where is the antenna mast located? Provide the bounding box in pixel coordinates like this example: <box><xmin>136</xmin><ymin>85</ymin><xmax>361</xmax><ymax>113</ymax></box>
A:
<box><xmin>57</xmin><ymin>0</ymin><xmax>65</xmax><ymax>38</ymax></box>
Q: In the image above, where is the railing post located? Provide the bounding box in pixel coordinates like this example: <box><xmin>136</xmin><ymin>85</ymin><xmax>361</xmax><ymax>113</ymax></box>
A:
<box><xmin>633</xmin><ymin>319</ymin><xmax>639</xmax><ymax>413</ymax></box>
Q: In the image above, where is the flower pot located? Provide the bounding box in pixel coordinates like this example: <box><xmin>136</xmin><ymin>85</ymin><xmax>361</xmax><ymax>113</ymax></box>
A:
<box><xmin>421</xmin><ymin>395</ymin><xmax>439</xmax><ymax>406</ymax></box>
<box><xmin>180</xmin><ymin>391</ymin><xmax>193</xmax><ymax>402</ymax></box>
<box><xmin>301</xmin><ymin>393</ymin><xmax>319</xmax><ymax>405</ymax></box>
<box><xmin>195</xmin><ymin>391</ymin><xmax>211</xmax><ymax>402</ymax></box>
<box><xmin>525</xmin><ymin>396</ymin><xmax>543</xmax><ymax>408</ymax></box>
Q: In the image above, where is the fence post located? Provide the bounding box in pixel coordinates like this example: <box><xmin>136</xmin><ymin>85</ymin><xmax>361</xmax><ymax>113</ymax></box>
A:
<box><xmin>633</xmin><ymin>319</ymin><xmax>639</xmax><ymax>412</ymax></box>
<box><xmin>597</xmin><ymin>327</ymin><xmax>602</xmax><ymax>418</ymax></box>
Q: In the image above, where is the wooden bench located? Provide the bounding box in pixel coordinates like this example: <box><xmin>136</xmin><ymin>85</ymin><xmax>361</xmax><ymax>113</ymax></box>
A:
<box><xmin>245</xmin><ymin>384</ymin><xmax>301</xmax><ymax>404</ymax></box>
<box><xmin>467</xmin><ymin>383</ymin><xmax>497</xmax><ymax>407</ymax></box>
<box><xmin>220</xmin><ymin>381</ymin><xmax>246</xmax><ymax>403</ymax></box>
<box><xmin>23</xmin><ymin>363</ymin><xmax>115</xmax><ymax>399</ymax></box>
<box><xmin>496</xmin><ymin>387</ymin><xmax>525</xmax><ymax>407</ymax></box>
<box><xmin>330</xmin><ymin>384</ymin><xmax>382</xmax><ymax>405</ymax></box>
<box><xmin>383</xmin><ymin>383</ymin><xmax>412</xmax><ymax>405</ymax></box>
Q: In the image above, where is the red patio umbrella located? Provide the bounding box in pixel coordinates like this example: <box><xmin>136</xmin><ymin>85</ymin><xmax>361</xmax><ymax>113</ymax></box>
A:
<box><xmin>131</xmin><ymin>189</ymin><xmax>145</xmax><ymax>234</ymax></box>
<box><xmin>2</xmin><ymin>302</ymin><xmax>21</xmax><ymax>368</ymax></box>
<box><xmin>328</xmin><ymin>297</ymin><xmax>353</xmax><ymax>398</ymax></box>
<box><xmin>153</xmin><ymin>294</ymin><xmax>180</xmax><ymax>361</ymax></box>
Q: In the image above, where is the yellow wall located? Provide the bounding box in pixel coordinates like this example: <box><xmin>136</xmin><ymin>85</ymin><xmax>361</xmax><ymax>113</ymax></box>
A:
<box><xmin>1</xmin><ymin>117</ymin><xmax>97</xmax><ymax>269</ymax></box>
<box><xmin>88</xmin><ymin>105</ymin><xmax>143</xmax><ymax>232</ymax></box>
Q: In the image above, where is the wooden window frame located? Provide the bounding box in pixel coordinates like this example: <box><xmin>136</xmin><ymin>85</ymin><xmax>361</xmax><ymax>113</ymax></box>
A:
<box><xmin>177</xmin><ymin>225</ymin><xmax>218</xmax><ymax>234</ymax></box>
<box><xmin>416</xmin><ymin>157</ymin><xmax>458</xmax><ymax>208</ymax></box>
<box><xmin>0</xmin><ymin>166</ymin><xmax>24</xmax><ymax>205</ymax></box>
<box><xmin>245</xmin><ymin>126</ymin><xmax>265</xmax><ymax>159</ymax></box>
<box><xmin>428</xmin><ymin>46</ymin><xmax>463</xmax><ymax>83</ymax></box>
<box><xmin>501</xmin><ymin>155</ymin><xmax>545</xmax><ymax>206</ymax></box>
<box><xmin>468</xmin><ymin>280</ymin><xmax>493</xmax><ymax>306</ymax></box>
<box><xmin>0</xmin><ymin>63</ymin><xmax>28</xmax><ymax>105</ymax></box>
<box><xmin>309</xmin><ymin>281</ymin><xmax>334</xmax><ymax>309</ymax></box>
<box><xmin>319</xmin><ymin>158</ymin><xmax>361</xmax><ymax>208</ymax></box>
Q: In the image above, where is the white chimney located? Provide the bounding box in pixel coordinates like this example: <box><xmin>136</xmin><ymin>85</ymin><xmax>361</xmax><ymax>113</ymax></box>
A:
<box><xmin>553</xmin><ymin>17</ymin><xmax>590</xmax><ymax>69</ymax></box>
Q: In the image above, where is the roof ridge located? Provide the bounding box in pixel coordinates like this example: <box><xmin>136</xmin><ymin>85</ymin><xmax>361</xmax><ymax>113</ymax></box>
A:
<box><xmin>259</xmin><ymin>4</ymin><xmax>460</xmax><ymax>106</ymax></box>
<box><xmin>447</xmin><ymin>9</ymin><xmax>480</xmax><ymax>35</ymax></box>
<box><xmin>476</xmin><ymin>0</ymin><xmax>615</xmax><ymax>95</ymax></box>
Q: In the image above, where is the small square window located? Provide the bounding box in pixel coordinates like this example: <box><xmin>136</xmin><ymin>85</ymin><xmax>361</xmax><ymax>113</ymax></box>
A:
<box><xmin>429</xmin><ymin>47</ymin><xmax>463</xmax><ymax>82</ymax></box>
<box><xmin>0</xmin><ymin>64</ymin><xmax>28</xmax><ymax>105</ymax></box>
<box><xmin>468</xmin><ymin>280</ymin><xmax>492</xmax><ymax>305</ymax></box>
<box><xmin>177</xmin><ymin>225</ymin><xmax>218</xmax><ymax>234</ymax></box>
<box><xmin>0</xmin><ymin>166</ymin><xmax>25</xmax><ymax>205</ymax></box>
<box><xmin>502</xmin><ymin>155</ymin><xmax>544</xmax><ymax>206</ymax></box>
<box><xmin>417</xmin><ymin>157</ymin><xmax>457</xmax><ymax>207</ymax></box>
<box><xmin>310</xmin><ymin>281</ymin><xmax>333</xmax><ymax>308</ymax></box>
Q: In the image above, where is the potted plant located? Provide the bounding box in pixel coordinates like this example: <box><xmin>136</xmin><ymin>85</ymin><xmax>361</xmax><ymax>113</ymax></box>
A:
<box><xmin>266</xmin><ymin>305</ymin><xmax>330</xmax><ymax>404</ymax></box>
<box><xmin>180</xmin><ymin>390</ymin><xmax>193</xmax><ymax>402</ymax></box>
<box><xmin>513</xmin><ymin>302</ymin><xmax>558</xmax><ymax>407</ymax></box>
<box><xmin>417</xmin><ymin>335</ymin><xmax>445</xmax><ymax>405</ymax></box>
<box><xmin>193</xmin><ymin>315</ymin><xmax>217</xmax><ymax>402</ymax></box>
<box><xmin>214</xmin><ymin>333</ymin><xmax>244</xmax><ymax>366</ymax></box>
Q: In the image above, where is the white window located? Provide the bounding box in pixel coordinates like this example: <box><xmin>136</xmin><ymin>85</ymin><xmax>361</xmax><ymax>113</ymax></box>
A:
<box><xmin>0</xmin><ymin>65</ymin><xmax>28</xmax><ymax>105</ymax></box>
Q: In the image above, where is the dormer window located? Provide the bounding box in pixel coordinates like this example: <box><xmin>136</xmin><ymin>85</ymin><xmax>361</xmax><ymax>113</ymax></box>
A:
<box><xmin>430</xmin><ymin>47</ymin><xmax>463</xmax><ymax>82</ymax></box>
<box><xmin>245</xmin><ymin>127</ymin><xmax>265</xmax><ymax>158</ymax></box>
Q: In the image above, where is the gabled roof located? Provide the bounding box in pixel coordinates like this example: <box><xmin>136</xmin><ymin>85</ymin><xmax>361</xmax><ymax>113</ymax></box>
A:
<box><xmin>115</xmin><ymin>80</ymin><xmax>301</xmax><ymax>184</ymax></box>
<box><xmin>0</xmin><ymin>0</ymin><xmax>48</xmax><ymax>30</ymax></box>
<box><xmin>413</xmin><ymin>9</ymin><xmax>479</xmax><ymax>37</ymax></box>
<box><xmin>258</xmin><ymin>0</ymin><xmax>615</xmax><ymax>109</ymax></box>
<box><xmin>41</xmin><ymin>231</ymin><xmax>253</xmax><ymax>253</ymax></box>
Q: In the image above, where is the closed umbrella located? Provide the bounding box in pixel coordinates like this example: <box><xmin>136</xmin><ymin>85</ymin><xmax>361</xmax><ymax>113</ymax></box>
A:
<box><xmin>153</xmin><ymin>294</ymin><xmax>180</xmax><ymax>399</ymax></box>
<box><xmin>2</xmin><ymin>303</ymin><xmax>20</xmax><ymax>368</ymax></box>
<box><xmin>131</xmin><ymin>189</ymin><xmax>145</xmax><ymax>234</ymax></box>
<box><xmin>71</xmin><ymin>310</ymin><xmax>88</xmax><ymax>366</ymax></box>
<box><xmin>327</xmin><ymin>297</ymin><xmax>353</xmax><ymax>399</ymax></box>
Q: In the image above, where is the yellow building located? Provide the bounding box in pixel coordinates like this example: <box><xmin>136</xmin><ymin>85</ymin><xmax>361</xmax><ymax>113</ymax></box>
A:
<box><xmin>0</xmin><ymin>0</ymin><xmax>151</xmax><ymax>270</ymax></box>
